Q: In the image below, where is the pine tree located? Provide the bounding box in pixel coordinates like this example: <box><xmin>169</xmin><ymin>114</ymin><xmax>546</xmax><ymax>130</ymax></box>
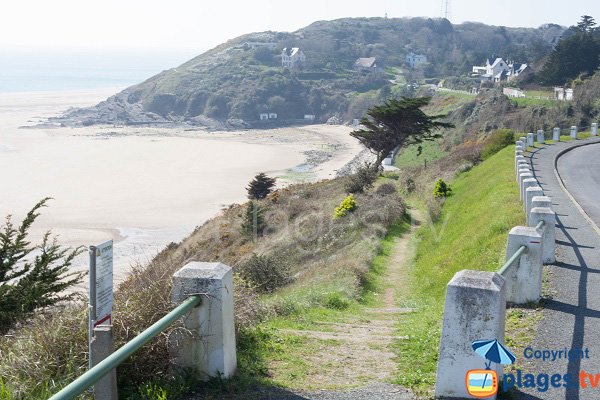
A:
<box><xmin>246</xmin><ymin>173</ymin><xmax>276</xmax><ymax>200</ymax></box>
<box><xmin>241</xmin><ymin>201</ymin><xmax>266</xmax><ymax>240</ymax></box>
<box><xmin>0</xmin><ymin>198</ymin><xmax>84</xmax><ymax>331</ymax></box>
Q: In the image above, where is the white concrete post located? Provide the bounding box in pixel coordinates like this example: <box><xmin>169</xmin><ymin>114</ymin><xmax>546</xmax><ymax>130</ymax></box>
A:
<box><xmin>522</xmin><ymin>178</ymin><xmax>538</xmax><ymax>205</ymax></box>
<box><xmin>519</xmin><ymin>172</ymin><xmax>533</xmax><ymax>201</ymax></box>
<box><xmin>91</xmin><ymin>326</ymin><xmax>118</xmax><ymax>400</ymax></box>
<box><xmin>592</xmin><ymin>123</ymin><xmax>598</xmax><ymax>136</ymax></box>
<box><xmin>532</xmin><ymin>195</ymin><xmax>552</xmax><ymax>211</ymax></box>
<box><xmin>435</xmin><ymin>270</ymin><xmax>506</xmax><ymax>399</ymax></box>
<box><xmin>170</xmin><ymin>262</ymin><xmax>237</xmax><ymax>379</ymax></box>
<box><xmin>517</xmin><ymin>164</ymin><xmax>529</xmax><ymax>183</ymax></box>
<box><xmin>529</xmin><ymin>207</ymin><xmax>556</xmax><ymax>264</ymax></box>
<box><xmin>553</xmin><ymin>127</ymin><xmax>560</xmax><ymax>142</ymax></box>
<box><xmin>537</xmin><ymin>130</ymin><xmax>545</xmax><ymax>144</ymax></box>
<box><xmin>570</xmin><ymin>126</ymin><xmax>577</xmax><ymax>139</ymax></box>
<box><xmin>515</xmin><ymin>157</ymin><xmax>526</xmax><ymax>179</ymax></box>
<box><xmin>527</xmin><ymin>132</ymin><xmax>534</xmax><ymax>147</ymax></box>
<box><xmin>526</xmin><ymin>186</ymin><xmax>544</xmax><ymax>223</ymax></box>
<box><xmin>504</xmin><ymin>227</ymin><xmax>543</xmax><ymax>303</ymax></box>
<box><xmin>515</xmin><ymin>142</ymin><xmax>525</xmax><ymax>152</ymax></box>
<box><xmin>519</xmin><ymin>136</ymin><xmax>527</xmax><ymax>144</ymax></box>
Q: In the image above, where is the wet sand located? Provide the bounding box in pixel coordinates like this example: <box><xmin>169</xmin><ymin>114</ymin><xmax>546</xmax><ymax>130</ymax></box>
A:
<box><xmin>0</xmin><ymin>89</ymin><xmax>362</xmax><ymax>282</ymax></box>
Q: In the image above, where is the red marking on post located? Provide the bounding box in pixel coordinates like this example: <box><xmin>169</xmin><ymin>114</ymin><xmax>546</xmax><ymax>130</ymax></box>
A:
<box><xmin>94</xmin><ymin>314</ymin><xmax>111</xmax><ymax>327</ymax></box>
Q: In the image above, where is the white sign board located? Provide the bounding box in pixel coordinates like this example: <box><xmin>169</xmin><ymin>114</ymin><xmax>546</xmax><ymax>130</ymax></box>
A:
<box><xmin>94</xmin><ymin>240</ymin><xmax>113</xmax><ymax>327</ymax></box>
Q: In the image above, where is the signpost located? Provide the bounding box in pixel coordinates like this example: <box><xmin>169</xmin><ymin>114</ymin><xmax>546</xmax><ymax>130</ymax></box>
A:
<box><xmin>89</xmin><ymin>240</ymin><xmax>113</xmax><ymax>372</ymax></box>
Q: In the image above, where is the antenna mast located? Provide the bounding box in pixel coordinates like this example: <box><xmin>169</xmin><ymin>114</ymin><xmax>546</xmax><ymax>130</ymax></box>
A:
<box><xmin>441</xmin><ymin>0</ymin><xmax>451</xmax><ymax>20</ymax></box>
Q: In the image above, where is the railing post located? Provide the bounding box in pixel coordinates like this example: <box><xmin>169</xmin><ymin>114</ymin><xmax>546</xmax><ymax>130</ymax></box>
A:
<box><xmin>529</xmin><ymin>207</ymin><xmax>556</xmax><ymax>264</ymax></box>
<box><xmin>537</xmin><ymin>129</ymin><xmax>545</xmax><ymax>144</ymax></box>
<box><xmin>91</xmin><ymin>326</ymin><xmax>118</xmax><ymax>400</ymax></box>
<box><xmin>170</xmin><ymin>262</ymin><xmax>237</xmax><ymax>379</ymax></box>
<box><xmin>504</xmin><ymin>227</ymin><xmax>543</xmax><ymax>303</ymax></box>
<box><xmin>570</xmin><ymin>126</ymin><xmax>577</xmax><ymax>139</ymax></box>
<box><xmin>525</xmin><ymin>186</ymin><xmax>544</xmax><ymax>224</ymax></box>
<box><xmin>515</xmin><ymin>141</ymin><xmax>525</xmax><ymax>152</ymax></box>
<box><xmin>435</xmin><ymin>270</ymin><xmax>506</xmax><ymax>399</ymax></box>
<box><xmin>592</xmin><ymin>122</ymin><xmax>598</xmax><ymax>136</ymax></box>
<box><xmin>519</xmin><ymin>136</ymin><xmax>527</xmax><ymax>145</ymax></box>
<box><xmin>518</xmin><ymin>172</ymin><xmax>532</xmax><ymax>201</ymax></box>
<box><xmin>515</xmin><ymin>158</ymin><xmax>527</xmax><ymax>181</ymax></box>
<box><xmin>532</xmin><ymin>195</ymin><xmax>552</xmax><ymax>210</ymax></box>
<box><xmin>521</xmin><ymin>178</ymin><xmax>537</xmax><ymax>204</ymax></box>
<box><xmin>553</xmin><ymin>127</ymin><xmax>560</xmax><ymax>142</ymax></box>
<box><xmin>527</xmin><ymin>132</ymin><xmax>534</xmax><ymax>147</ymax></box>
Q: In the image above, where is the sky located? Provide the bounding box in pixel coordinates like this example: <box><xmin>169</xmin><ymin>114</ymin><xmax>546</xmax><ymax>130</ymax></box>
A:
<box><xmin>1</xmin><ymin>0</ymin><xmax>599</xmax><ymax>52</ymax></box>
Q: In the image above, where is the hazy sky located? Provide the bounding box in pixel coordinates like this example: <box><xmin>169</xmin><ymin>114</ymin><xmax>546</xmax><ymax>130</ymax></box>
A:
<box><xmin>2</xmin><ymin>0</ymin><xmax>599</xmax><ymax>51</ymax></box>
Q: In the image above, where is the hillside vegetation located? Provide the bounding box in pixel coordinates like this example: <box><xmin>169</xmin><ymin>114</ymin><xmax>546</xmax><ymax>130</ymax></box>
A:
<box><xmin>57</xmin><ymin>17</ymin><xmax>563</xmax><ymax>127</ymax></box>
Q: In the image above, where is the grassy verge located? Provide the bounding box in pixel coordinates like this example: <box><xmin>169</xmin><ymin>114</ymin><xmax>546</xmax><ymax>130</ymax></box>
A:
<box><xmin>391</xmin><ymin>146</ymin><xmax>525</xmax><ymax>396</ymax></box>
<box><xmin>394</xmin><ymin>141</ymin><xmax>447</xmax><ymax>168</ymax></box>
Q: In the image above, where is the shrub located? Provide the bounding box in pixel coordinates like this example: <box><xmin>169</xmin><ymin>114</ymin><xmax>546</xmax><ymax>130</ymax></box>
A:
<box><xmin>344</xmin><ymin>162</ymin><xmax>380</xmax><ymax>194</ymax></box>
<box><xmin>481</xmin><ymin>128</ymin><xmax>515</xmax><ymax>160</ymax></box>
<box><xmin>0</xmin><ymin>198</ymin><xmax>84</xmax><ymax>332</ymax></box>
<box><xmin>238</xmin><ymin>253</ymin><xmax>291</xmax><ymax>293</ymax></box>
<box><xmin>241</xmin><ymin>201</ymin><xmax>266</xmax><ymax>239</ymax></box>
<box><xmin>333</xmin><ymin>194</ymin><xmax>357</xmax><ymax>219</ymax></box>
<box><xmin>246</xmin><ymin>173</ymin><xmax>276</xmax><ymax>200</ymax></box>
<box><xmin>433</xmin><ymin>178</ymin><xmax>452</xmax><ymax>198</ymax></box>
<box><xmin>376</xmin><ymin>182</ymin><xmax>397</xmax><ymax>196</ymax></box>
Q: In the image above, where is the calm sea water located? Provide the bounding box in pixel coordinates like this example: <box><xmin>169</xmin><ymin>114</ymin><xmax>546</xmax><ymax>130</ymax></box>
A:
<box><xmin>0</xmin><ymin>47</ymin><xmax>198</xmax><ymax>93</ymax></box>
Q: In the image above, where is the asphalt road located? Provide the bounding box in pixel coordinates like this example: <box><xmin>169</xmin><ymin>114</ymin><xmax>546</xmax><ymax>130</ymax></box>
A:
<box><xmin>558</xmin><ymin>143</ymin><xmax>600</xmax><ymax>228</ymax></box>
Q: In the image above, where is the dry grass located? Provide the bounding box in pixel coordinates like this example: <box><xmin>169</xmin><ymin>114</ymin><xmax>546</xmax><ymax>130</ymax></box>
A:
<box><xmin>0</xmin><ymin>176</ymin><xmax>405</xmax><ymax>399</ymax></box>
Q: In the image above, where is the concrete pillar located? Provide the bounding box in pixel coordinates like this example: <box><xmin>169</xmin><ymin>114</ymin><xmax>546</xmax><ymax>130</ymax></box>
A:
<box><xmin>553</xmin><ymin>127</ymin><xmax>561</xmax><ymax>142</ymax></box>
<box><xmin>529</xmin><ymin>207</ymin><xmax>556</xmax><ymax>264</ymax></box>
<box><xmin>522</xmin><ymin>178</ymin><xmax>538</xmax><ymax>205</ymax></box>
<box><xmin>515</xmin><ymin>140</ymin><xmax>525</xmax><ymax>151</ymax></box>
<box><xmin>526</xmin><ymin>186</ymin><xmax>544</xmax><ymax>222</ymax></box>
<box><xmin>532</xmin><ymin>195</ymin><xmax>552</xmax><ymax>211</ymax></box>
<box><xmin>435</xmin><ymin>270</ymin><xmax>506</xmax><ymax>399</ymax></box>
<box><xmin>519</xmin><ymin>172</ymin><xmax>533</xmax><ymax>201</ymax></box>
<box><xmin>91</xmin><ymin>326</ymin><xmax>118</xmax><ymax>400</ymax></box>
<box><xmin>504</xmin><ymin>226</ymin><xmax>543</xmax><ymax>303</ymax></box>
<box><xmin>527</xmin><ymin>132</ymin><xmax>534</xmax><ymax>147</ymax></box>
<box><xmin>171</xmin><ymin>262</ymin><xmax>237</xmax><ymax>379</ymax></box>
<box><xmin>519</xmin><ymin>136</ymin><xmax>526</xmax><ymax>144</ymax></box>
<box><xmin>570</xmin><ymin>126</ymin><xmax>577</xmax><ymax>139</ymax></box>
<box><xmin>592</xmin><ymin>123</ymin><xmax>598</xmax><ymax>136</ymax></box>
<box><xmin>517</xmin><ymin>164</ymin><xmax>529</xmax><ymax>183</ymax></box>
<box><xmin>515</xmin><ymin>157</ymin><xmax>526</xmax><ymax>179</ymax></box>
<box><xmin>537</xmin><ymin>130</ymin><xmax>545</xmax><ymax>144</ymax></box>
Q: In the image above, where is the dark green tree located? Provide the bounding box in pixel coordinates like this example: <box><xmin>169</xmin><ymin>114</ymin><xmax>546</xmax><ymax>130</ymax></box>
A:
<box><xmin>241</xmin><ymin>201</ymin><xmax>266</xmax><ymax>240</ymax></box>
<box><xmin>0</xmin><ymin>198</ymin><xmax>84</xmax><ymax>331</ymax></box>
<box><xmin>246</xmin><ymin>173</ymin><xmax>276</xmax><ymax>200</ymax></box>
<box><xmin>350</xmin><ymin>97</ymin><xmax>453</xmax><ymax>167</ymax></box>
<box><xmin>539</xmin><ymin>16</ymin><xmax>600</xmax><ymax>85</ymax></box>
<box><xmin>433</xmin><ymin>178</ymin><xmax>452</xmax><ymax>198</ymax></box>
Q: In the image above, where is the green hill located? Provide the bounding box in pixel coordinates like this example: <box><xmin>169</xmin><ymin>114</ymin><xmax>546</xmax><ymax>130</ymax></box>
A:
<box><xmin>59</xmin><ymin>17</ymin><xmax>564</xmax><ymax>127</ymax></box>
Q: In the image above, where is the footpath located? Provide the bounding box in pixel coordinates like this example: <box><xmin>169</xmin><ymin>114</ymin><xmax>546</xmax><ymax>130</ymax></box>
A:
<box><xmin>518</xmin><ymin>138</ymin><xmax>600</xmax><ymax>400</ymax></box>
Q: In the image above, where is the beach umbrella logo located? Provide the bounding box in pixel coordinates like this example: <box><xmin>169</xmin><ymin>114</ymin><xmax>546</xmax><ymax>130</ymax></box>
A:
<box><xmin>465</xmin><ymin>339</ymin><xmax>516</xmax><ymax>398</ymax></box>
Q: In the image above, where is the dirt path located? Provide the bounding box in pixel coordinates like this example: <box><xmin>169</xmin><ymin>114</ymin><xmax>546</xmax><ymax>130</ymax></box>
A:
<box><xmin>269</xmin><ymin>209</ymin><xmax>422</xmax><ymax>394</ymax></box>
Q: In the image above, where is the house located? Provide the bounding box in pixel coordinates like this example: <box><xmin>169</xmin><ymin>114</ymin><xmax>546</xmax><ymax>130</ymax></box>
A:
<box><xmin>472</xmin><ymin>58</ymin><xmax>509</xmax><ymax>82</ymax></box>
<box><xmin>304</xmin><ymin>114</ymin><xmax>316</xmax><ymax>120</ymax></box>
<box><xmin>243</xmin><ymin>42</ymin><xmax>276</xmax><ymax>50</ymax></box>
<box><xmin>354</xmin><ymin>57</ymin><xmax>379</xmax><ymax>71</ymax></box>
<box><xmin>406</xmin><ymin>53</ymin><xmax>427</xmax><ymax>68</ymax></box>
<box><xmin>506</xmin><ymin>62</ymin><xmax>532</xmax><ymax>82</ymax></box>
<box><xmin>281</xmin><ymin>47</ymin><xmax>306</xmax><ymax>69</ymax></box>
<box><xmin>503</xmin><ymin>87</ymin><xmax>525</xmax><ymax>98</ymax></box>
<box><xmin>268</xmin><ymin>113</ymin><xmax>277</xmax><ymax>119</ymax></box>
<box><xmin>259</xmin><ymin>113</ymin><xmax>269</xmax><ymax>121</ymax></box>
<box><xmin>554</xmin><ymin>87</ymin><xmax>574</xmax><ymax>101</ymax></box>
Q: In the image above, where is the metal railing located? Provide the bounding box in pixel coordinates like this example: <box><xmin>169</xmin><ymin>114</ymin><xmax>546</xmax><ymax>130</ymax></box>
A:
<box><xmin>497</xmin><ymin>220</ymin><xmax>545</xmax><ymax>277</ymax></box>
<box><xmin>49</xmin><ymin>295</ymin><xmax>201</xmax><ymax>400</ymax></box>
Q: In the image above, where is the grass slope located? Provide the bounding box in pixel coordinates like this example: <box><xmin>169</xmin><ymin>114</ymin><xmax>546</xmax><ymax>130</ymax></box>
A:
<box><xmin>392</xmin><ymin>146</ymin><xmax>524</xmax><ymax>394</ymax></box>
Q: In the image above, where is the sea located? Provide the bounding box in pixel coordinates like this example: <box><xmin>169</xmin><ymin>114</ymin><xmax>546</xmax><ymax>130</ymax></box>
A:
<box><xmin>0</xmin><ymin>47</ymin><xmax>198</xmax><ymax>93</ymax></box>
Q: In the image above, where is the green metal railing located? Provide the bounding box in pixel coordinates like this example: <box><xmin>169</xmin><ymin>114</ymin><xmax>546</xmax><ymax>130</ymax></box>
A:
<box><xmin>497</xmin><ymin>220</ymin><xmax>545</xmax><ymax>277</ymax></box>
<box><xmin>49</xmin><ymin>295</ymin><xmax>202</xmax><ymax>400</ymax></box>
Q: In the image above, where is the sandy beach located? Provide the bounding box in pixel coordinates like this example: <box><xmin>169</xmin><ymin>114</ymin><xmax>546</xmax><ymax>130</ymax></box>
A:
<box><xmin>0</xmin><ymin>89</ymin><xmax>362</xmax><ymax>283</ymax></box>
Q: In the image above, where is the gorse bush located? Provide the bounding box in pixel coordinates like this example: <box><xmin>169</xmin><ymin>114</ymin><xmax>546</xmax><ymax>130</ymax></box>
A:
<box><xmin>344</xmin><ymin>162</ymin><xmax>380</xmax><ymax>194</ymax></box>
<box><xmin>433</xmin><ymin>178</ymin><xmax>452</xmax><ymax>198</ymax></box>
<box><xmin>376</xmin><ymin>182</ymin><xmax>398</xmax><ymax>196</ymax></box>
<box><xmin>333</xmin><ymin>194</ymin><xmax>357</xmax><ymax>219</ymax></box>
<box><xmin>481</xmin><ymin>129</ymin><xmax>515</xmax><ymax>160</ymax></box>
<box><xmin>238</xmin><ymin>253</ymin><xmax>291</xmax><ymax>293</ymax></box>
<box><xmin>0</xmin><ymin>198</ymin><xmax>83</xmax><ymax>332</ymax></box>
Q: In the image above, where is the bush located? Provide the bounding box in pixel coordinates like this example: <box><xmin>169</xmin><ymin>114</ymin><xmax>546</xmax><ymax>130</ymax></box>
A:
<box><xmin>333</xmin><ymin>194</ymin><xmax>357</xmax><ymax>219</ymax></box>
<box><xmin>247</xmin><ymin>173</ymin><xmax>276</xmax><ymax>200</ymax></box>
<box><xmin>344</xmin><ymin>162</ymin><xmax>380</xmax><ymax>194</ymax></box>
<box><xmin>238</xmin><ymin>253</ymin><xmax>291</xmax><ymax>293</ymax></box>
<box><xmin>376</xmin><ymin>182</ymin><xmax>397</xmax><ymax>196</ymax></box>
<box><xmin>0</xmin><ymin>198</ymin><xmax>83</xmax><ymax>332</ymax></box>
<box><xmin>481</xmin><ymin>129</ymin><xmax>515</xmax><ymax>160</ymax></box>
<box><xmin>433</xmin><ymin>178</ymin><xmax>452</xmax><ymax>198</ymax></box>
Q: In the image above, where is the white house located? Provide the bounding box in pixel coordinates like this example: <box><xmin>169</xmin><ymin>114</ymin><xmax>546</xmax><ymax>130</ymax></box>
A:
<box><xmin>259</xmin><ymin>113</ymin><xmax>269</xmax><ymax>121</ymax></box>
<box><xmin>304</xmin><ymin>114</ymin><xmax>316</xmax><ymax>120</ymax></box>
<box><xmin>281</xmin><ymin>47</ymin><xmax>306</xmax><ymax>69</ymax></box>
<box><xmin>503</xmin><ymin>87</ymin><xmax>525</xmax><ymax>98</ymax></box>
<box><xmin>354</xmin><ymin>57</ymin><xmax>379</xmax><ymax>71</ymax></box>
<box><xmin>406</xmin><ymin>53</ymin><xmax>427</xmax><ymax>68</ymax></box>
<box><xmin>506</xmin><ymin>62</ymin><xmax>531</xmax><ymax>82</ymax></box>
<box><xmin>268</xmin><ymin>113</ymin><xmax>278</xmax><ymax>119</ymax></box>
<box><xmin>472</xmin><ymin>58</ymin><xmax>509</xmax><ymax>82</ymax></box>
